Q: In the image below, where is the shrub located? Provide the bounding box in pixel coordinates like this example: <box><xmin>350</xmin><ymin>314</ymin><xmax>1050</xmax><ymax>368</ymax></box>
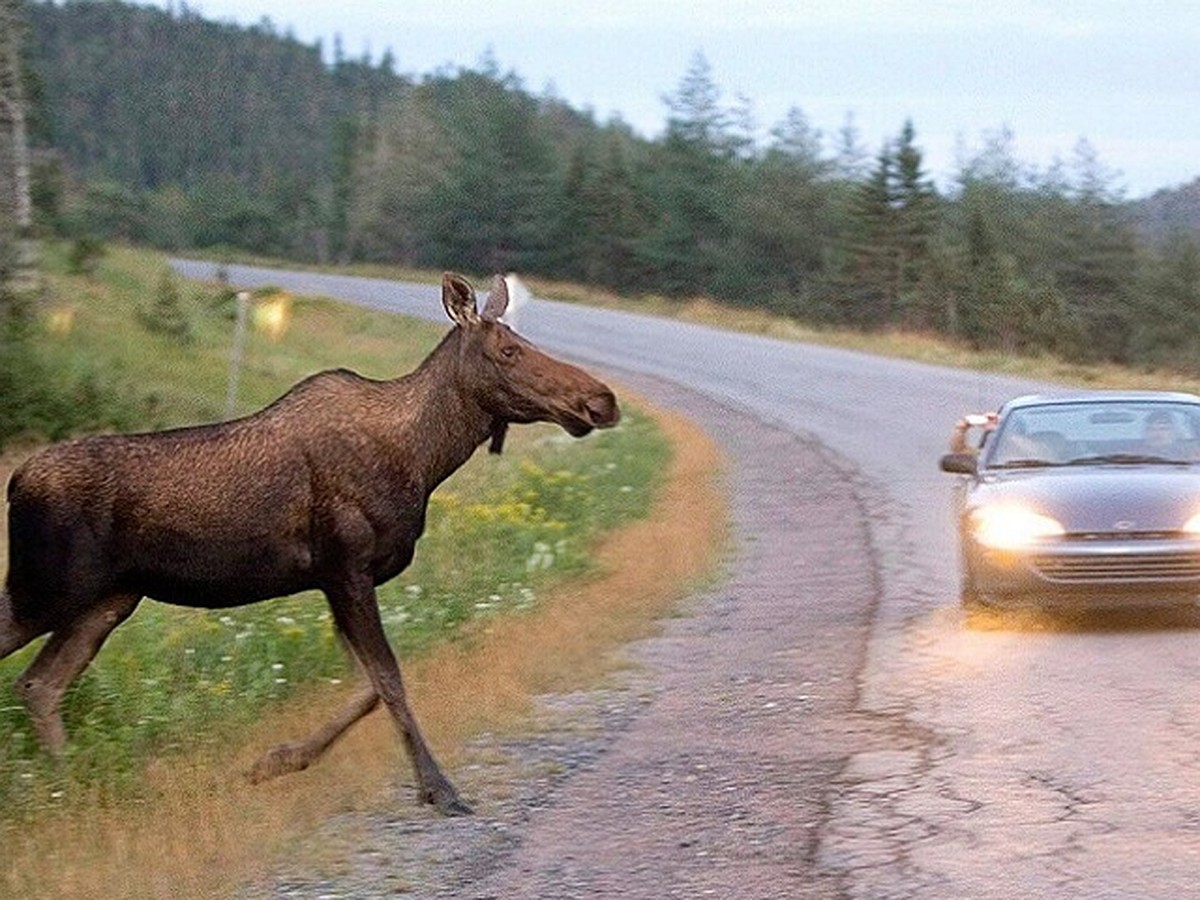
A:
<box><xmin>0</xmin><ymin>305</ymin><xmax>139</xmax><ymax>450</ymax></box>
<box><xmin>137</xmin><ymin>269</ymin><xmax>193</xmax><ymax>342</ymax></box>
<box><xmin>65</xmin><ymin>235</ymin><xmax>106</xmax><ymax>275</ymax></box>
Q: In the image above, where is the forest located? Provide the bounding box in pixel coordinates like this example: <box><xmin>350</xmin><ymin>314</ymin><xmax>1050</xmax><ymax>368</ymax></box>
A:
<box><xmin>9</xmin><ymin>0</ymin><xmax>1200</xmax><ymax>371</ymax></box>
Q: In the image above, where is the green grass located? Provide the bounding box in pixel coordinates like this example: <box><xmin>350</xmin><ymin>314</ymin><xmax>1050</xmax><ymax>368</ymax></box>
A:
<box><xmin>0</xmin><ymin>244</ymin><xmax>669</xmax><ymax>817</ymax></box>
<box><xmin>26</xmin><ymin>243</ymin><xmax>439</xmax><ymax>428</ymax></box>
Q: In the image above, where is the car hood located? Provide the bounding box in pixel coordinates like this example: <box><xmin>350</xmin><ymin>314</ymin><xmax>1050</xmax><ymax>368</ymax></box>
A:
<box><xmin>970</xmin><ymin>465</ymin><xmax>1200</xmax><ymax>533</ymax></box>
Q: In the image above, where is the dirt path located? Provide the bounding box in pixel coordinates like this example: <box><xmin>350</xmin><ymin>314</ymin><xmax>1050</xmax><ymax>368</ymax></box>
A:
<box><xmin>254</xmin><ymin>374</ymin><xmax>911</xmax><ymax>899</ymax></box>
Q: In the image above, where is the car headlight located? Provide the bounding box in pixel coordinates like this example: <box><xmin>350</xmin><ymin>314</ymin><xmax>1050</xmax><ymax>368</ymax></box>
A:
<box><xmin>1182</xmin><ymin>512</ymin><xmax>1200</xmax><ymax>535</ymax></box>
<box><xmin>970</xmin><ymin>505</ymin><xmax>1065</xmax><ymax>550</ymax></box>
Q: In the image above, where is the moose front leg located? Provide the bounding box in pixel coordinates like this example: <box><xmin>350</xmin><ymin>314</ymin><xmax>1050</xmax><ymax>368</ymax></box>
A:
<box><xmin>326</xmin><ymin>575</ymin><xmax>472</xmax><ymax>816</ymax></box>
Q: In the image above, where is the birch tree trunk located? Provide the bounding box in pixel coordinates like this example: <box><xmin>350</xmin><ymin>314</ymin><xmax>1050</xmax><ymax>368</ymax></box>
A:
<box><xmin>0</xmin><ymin>0</ymin><xmax>39</xmax><ymax>309</ymax></box>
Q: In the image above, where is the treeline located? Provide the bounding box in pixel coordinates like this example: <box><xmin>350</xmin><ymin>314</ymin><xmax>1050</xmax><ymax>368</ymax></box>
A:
<box><xmin>21</xmin><ymin>0</ymin><xmax>1200</xmax><ymax>371</ymax></box>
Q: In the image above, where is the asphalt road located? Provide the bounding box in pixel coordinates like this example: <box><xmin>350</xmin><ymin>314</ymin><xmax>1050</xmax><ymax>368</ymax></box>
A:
<box><xmin>175</xmin><ymin>261</ymin><xmax>1200</xmax><ymax>898</ymax></box>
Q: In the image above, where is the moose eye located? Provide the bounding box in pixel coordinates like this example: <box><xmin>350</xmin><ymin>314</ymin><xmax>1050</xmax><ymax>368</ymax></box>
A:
<box><xmin>500</xmin><ymin>344</ymin><xmax>520</xmax><ymax>360</ymax></box>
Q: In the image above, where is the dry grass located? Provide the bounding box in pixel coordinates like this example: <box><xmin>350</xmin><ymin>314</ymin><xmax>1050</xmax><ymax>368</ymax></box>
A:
<box><xmin>0</xmin><ymin>389</ymin><xmax>726</xmax><ymax>899</ymax></box>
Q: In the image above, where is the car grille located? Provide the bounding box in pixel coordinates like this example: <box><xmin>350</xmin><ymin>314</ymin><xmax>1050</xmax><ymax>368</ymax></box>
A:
<box><xmin>1031</xmin><ymin>551</ymin><xmax>1200</xmax><ymax>583</ymax></box>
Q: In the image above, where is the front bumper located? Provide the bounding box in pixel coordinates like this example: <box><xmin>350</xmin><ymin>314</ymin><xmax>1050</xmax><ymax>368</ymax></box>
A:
<box><xmin>966</xmin><ymin>536</ymin><xmax>1200</xmax><ymax>609</ymax></box>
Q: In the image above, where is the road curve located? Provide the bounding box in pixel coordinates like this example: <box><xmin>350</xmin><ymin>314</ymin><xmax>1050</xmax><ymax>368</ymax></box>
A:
<box><xmin>174</xmin><ymin>262</ymin><xmax>1200</xmax><ymax>898</ymax></box>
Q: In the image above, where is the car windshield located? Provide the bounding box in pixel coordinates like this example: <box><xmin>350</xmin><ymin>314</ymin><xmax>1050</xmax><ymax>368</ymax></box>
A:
<box><xmin>986</xmin><ymin>401</ymin><xmax>1200</xmax><ymax>468</ymax></box>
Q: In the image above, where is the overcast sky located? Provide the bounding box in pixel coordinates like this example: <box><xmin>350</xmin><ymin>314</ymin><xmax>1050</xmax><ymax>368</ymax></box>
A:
<box><xmin>159</xmin><ymin>0</ymin><xmax>1197</xmax><ymax>198</ymax></box>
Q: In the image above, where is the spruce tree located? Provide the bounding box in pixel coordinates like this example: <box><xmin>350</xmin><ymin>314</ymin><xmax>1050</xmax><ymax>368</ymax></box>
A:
<box><xmin>844</xmin><ymin>141</ymin><xmax>899</xmax><ymax>325</ymax></box>
<box><xmin>891</xmin><ymin>120</ymin><xmax>938</xmax><ymax>325</ymax></box>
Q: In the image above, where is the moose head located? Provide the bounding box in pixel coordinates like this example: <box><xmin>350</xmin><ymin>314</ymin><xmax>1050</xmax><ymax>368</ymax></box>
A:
<box><xmin>441</xmin><ymin>272</ymin><xmax>619</xmax><ymax>452</ymax></box>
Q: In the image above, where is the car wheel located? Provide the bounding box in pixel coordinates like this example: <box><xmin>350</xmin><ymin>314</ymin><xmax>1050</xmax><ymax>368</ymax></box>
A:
<box><xmin>960</xmin><ymin>565</ymin><xmax>986</xmax><ymax>610</ymax></box>
<box><xmin>959</xmin><ymin>564</ymin><xmax>1009</xmax><ymax>628</ymax></box>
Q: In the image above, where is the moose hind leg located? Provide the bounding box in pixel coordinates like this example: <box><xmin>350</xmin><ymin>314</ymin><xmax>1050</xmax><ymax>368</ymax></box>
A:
<box><xmin>15</xmin><ymin>593</ymin><xmax>139</xmax><ymax>755</ymax></box>
<box><xmin>0</xmin><ymin>590</ymin><xmax>44</xmax><ymax>660</ymax></box>
<box><xmin>327</xmin><ymin>577</ymin><xmax>472</xmax><ymax>815</ymax></box>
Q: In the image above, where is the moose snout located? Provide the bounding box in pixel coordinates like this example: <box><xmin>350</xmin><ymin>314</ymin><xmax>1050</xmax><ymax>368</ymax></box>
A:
<box><xmin>584</xmin><ymin>389</ymin><xmax>620</xmax><ymax>428</ymax></box>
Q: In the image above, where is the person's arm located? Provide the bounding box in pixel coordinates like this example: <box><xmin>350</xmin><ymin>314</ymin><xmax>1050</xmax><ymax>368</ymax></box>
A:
<box><xmin>949</xmin><ymin>413</ymin><xmax>998</xmax><ymax>454</ymax></box>
<box><xmin>949</xmin><ymin>419</ymin><xmax>972</xmax><ymax>453</ymax></box>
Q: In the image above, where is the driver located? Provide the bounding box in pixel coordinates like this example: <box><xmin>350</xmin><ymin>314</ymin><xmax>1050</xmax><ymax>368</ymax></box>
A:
<box><xmin>1142</xmin><ymin>409</ymin><xmax>1180</xmax><ymax>453</ymax></box>
<box><xmin>1136</xmin><ymin>409</ymin><xmax>1200</xmax><ymax>461</ymax></box>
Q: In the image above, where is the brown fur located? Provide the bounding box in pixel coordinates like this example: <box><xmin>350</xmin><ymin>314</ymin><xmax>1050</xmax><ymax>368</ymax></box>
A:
<box><xmin>0</xmin><ymin>272</ymin><xmax>618</xmax><ymax>815</ymax></box>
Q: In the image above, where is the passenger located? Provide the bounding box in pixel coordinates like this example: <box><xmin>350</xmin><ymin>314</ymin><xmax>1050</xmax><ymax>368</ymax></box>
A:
<box><xmin>949</xmin><ymin>412</ymin><xmax>997</xmax><ymax>454</ymax></box>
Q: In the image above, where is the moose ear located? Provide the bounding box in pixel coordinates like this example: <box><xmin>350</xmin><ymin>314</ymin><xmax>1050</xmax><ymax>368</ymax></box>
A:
<box><xmin>480</xmin><ymin>273</ymin><xmax>510</xmax><ymax>322</ymax></box>
<box><xmin>442</xmin><ymin>272</ymin><xmax>480</xmax><ymax>326</ymax></box>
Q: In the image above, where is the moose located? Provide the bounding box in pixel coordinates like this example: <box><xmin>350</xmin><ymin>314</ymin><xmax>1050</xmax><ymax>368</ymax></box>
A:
<box><xmin>0</xmin><ymin>272</ymin><xmax>619</xmax><ymax>815</ymax></box>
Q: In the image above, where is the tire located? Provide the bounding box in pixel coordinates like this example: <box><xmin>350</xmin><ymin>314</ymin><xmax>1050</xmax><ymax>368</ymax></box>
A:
<box><xmin>959</xmin><ymin>564</ymin><xmax>988</xmax><ymax>611</ymax></box>
<box><xmin>960</xmin><ymin>581</ymin><xmax>984</xmax><ymax>610</ymax></box>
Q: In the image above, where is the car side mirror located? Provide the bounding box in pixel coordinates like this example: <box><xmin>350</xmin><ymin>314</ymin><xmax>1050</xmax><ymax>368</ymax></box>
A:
<box><xmin>939</xmin><ymin>452</ymin><xmax>978</xmax><ymax>475</ymax></box>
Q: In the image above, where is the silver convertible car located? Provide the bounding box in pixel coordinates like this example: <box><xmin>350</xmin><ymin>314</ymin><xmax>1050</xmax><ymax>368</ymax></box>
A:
<box><xmin>940</xmin><ymin>391</ymin><xmax>1200</xmax><ymax>610</ymax></box>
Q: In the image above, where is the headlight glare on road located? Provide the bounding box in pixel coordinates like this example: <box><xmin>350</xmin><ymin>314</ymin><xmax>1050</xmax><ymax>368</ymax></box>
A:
<box><xmin>1182</xmin><ymin>511</ymin><xmax>1200</xmax><ymax>535</ymax></box>
<box><xmin>971</xmin><ymin>505</ymin><xmax>1064</xmax><ymax>550</ymax></box>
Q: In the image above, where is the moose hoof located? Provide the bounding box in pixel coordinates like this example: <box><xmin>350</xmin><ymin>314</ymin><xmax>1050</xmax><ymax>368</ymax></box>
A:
<box><xmin>246</xmin><ymin>742</ymin><xmax>310</xmax><ymax>784</ymax></box>
<box><xmin>421</xmin><ymin>780</ymin><xmax>473</xmax><ymax>816</ymax></box>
